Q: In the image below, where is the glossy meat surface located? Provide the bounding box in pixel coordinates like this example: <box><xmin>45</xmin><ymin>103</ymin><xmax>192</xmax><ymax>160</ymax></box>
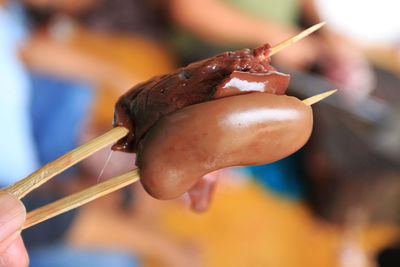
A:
<box><xmin>137</xmin><ymin>93</ymin><xmax>313</xmax><ymax>200</ymax></box>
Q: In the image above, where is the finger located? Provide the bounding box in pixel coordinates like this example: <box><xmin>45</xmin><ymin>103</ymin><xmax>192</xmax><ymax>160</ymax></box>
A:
<box><xmin>0</xmin><ymin>236</ymin><xmax>29</xmax><ymax>267</ymax></box>
<box><xmin>0</xmin><ymin>231</ymin><xmax>21</xmax><ymax>255</ymax></box>
<box><xmin>0</xmin><ymin>192</ymin><xmax>26</xmax><ymax>251</ymax></box>
<box><xmin>188</xmin><ymin>172</ymin><xmax>218</xmax><ymax>212</ymax></box>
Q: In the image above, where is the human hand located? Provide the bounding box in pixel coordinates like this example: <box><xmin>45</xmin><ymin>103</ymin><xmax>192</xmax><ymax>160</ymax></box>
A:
<box><xmin>0</xmin><ymin>192</ymin><xmax>28</xmax><ymax>267</ymax></box>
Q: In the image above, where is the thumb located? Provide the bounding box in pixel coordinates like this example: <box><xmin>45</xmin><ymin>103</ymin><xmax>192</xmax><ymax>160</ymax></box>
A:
<box><xmin>0</xmin><ymin>192</ymin><xmax>26</xmax><ymax>253</ymax></box>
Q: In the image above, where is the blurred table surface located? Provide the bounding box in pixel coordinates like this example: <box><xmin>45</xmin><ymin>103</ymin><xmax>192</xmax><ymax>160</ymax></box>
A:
<box><xmin>67</xmin><ymin>177</ymin><xmax>399</xmax><ymax>267</ymax></box>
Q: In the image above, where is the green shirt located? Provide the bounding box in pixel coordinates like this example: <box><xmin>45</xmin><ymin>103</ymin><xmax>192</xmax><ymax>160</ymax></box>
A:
<box><xmin>224</xmin><ymin>0</ymin><xmax>300</xmax><ymax>24</ymax></box>
<box><xmin>172</xmin><ymin>0</ymin><xmax>302</xmax><ymax>64</ymax></box>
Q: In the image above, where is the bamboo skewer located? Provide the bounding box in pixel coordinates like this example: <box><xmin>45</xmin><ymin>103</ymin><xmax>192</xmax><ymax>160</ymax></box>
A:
<box><xmin>3</xmin><ymin>127</ymin><xmax>129</xmax><ymax>199</ymax></box>
<box><xmin>23</xmin><ymin>89</ymin><xmax>336</xmax><ymax>229</ymax></box>
<box><xmin>302</xmin><ymin>89</ymin><xmax>337</xmax><ymax>106</ymax></box>
<box><xmin>23</xmin><ymin>169</ymin><xmax>139</xmax><ymax>229</ymax></box>
<box><xmin>270</xmin><ymin>22</ymin><xmax>326</xmax><ymax>56</ymax></box>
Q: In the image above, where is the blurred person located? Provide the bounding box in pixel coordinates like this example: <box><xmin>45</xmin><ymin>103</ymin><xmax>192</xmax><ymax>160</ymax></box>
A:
<box><xmin>78</xmin><ymin>0</ymin><xmax>168</xmax><ymax>39</ymax></box>
<box><xmin>0</xmin><ymin>0</ymin><xmax>97</xmax><ymax>253</ymax></box>
<box><xmin>0</xmin><ymin>0</ymin><xmax>131</xmax><ymax>182</ymax></box>
<box><xmin>0</xmin><ymin>0</ymin><xmax>39</xmax><ymax>187</ymax></box>
<box><xmin>0</xmin><ymin>0</ymin><xmax>139</xmax><ymax>266</ymax></box>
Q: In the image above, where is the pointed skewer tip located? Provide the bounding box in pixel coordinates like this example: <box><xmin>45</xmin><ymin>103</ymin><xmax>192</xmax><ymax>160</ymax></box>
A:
<box><xmin>270</xmin><ymin>22</ymin><xmax>326</xmax><ymax>56</ymax></box>
<box><xmin>312</xmin><ymin>21</ymin><xmax>326</xmax><ymax>29</ymax></box>
<box><xmin>291</xmin><ymin>21</ymin><xmax>326</xmax><ymax>42</ymax></box>
<box><xmin>302</xmin><ymin>89</ymin><xmax>337</xmax><ymax>106</ymax></box>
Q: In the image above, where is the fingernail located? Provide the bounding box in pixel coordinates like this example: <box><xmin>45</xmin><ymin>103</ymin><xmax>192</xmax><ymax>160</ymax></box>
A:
<box><xmin>0</xmin><ymin>192</ymin><xmax>26</xmax><ymax>242</ymax></box>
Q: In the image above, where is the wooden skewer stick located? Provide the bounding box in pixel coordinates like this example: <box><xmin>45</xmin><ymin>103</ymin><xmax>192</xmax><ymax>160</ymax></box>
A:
<box><xmin>302</xmin><ymin>89</ymin><xmax>337</xmax><ymax>106</ymax></box>
<box><xmin>23</xmin><ymin>89</ymin><xmax>336</xmax><ymax>229</ymax></box>
<box><xmin>270</xmin><ymin>22</ymin><xmax>326</xmax><ymax>56</ymax></box>
<box><xmin>3</xmin><ymin>127</ymin><xmax>129</xmax><ymax>199</ymax></box>
<box><xmin>23</xmin><ymin>169</ymin><xmax>139</xmax><ymax>229</ymax></box>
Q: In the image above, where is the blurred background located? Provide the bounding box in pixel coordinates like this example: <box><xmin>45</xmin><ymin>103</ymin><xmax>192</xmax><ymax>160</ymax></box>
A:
<box><xmin>1</xmin><ymin>0</ymin><xmax>400</xmax><ymax>266</ymax></box>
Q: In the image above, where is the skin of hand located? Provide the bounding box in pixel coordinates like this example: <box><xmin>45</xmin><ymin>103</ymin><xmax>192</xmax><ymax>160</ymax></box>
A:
<box><xmin>0</xmin><ymin>192</ymin><xmax>28</xmax><ymax>267</ymax></box>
